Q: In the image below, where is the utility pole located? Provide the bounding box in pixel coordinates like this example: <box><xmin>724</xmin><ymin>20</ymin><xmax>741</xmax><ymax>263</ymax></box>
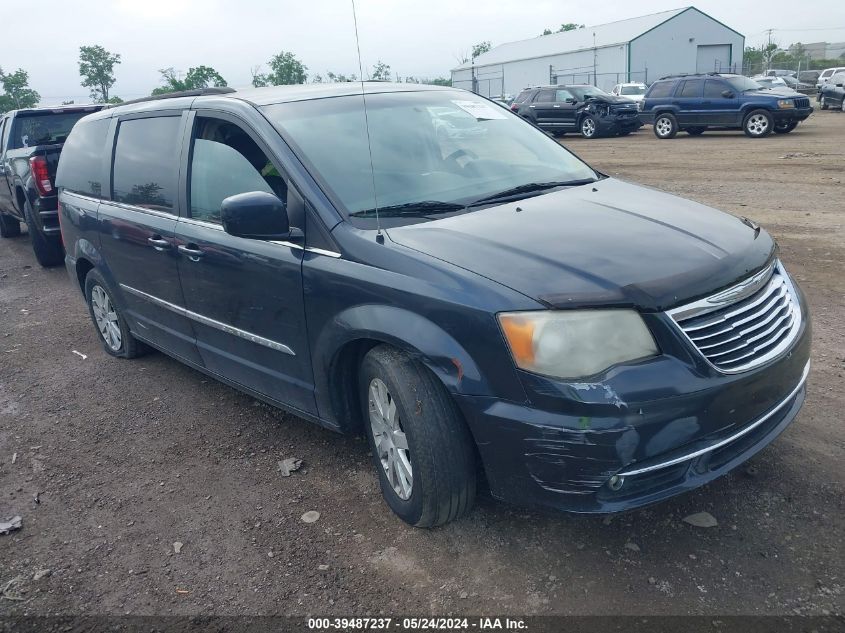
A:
<box><xmin>592</xmin><ymin>32</ymin><xmax>597</xmax><ymax>86</ymax></box>
<box><xmin>764</xmin><ymin>28</ymin><xmax>774</xmax><ymax>74</ymax></box>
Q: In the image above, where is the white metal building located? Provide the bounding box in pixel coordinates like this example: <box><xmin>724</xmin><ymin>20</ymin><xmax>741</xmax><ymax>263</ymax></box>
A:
<box><xmin>451</xmin><ymin>7</ymin><xmax>745</xmax><ymax>97</ymax></box>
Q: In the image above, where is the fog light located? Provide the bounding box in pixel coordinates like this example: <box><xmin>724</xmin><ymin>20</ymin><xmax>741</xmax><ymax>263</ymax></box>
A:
<box><xmin>608</xmin><ymin>475</ymin><xmax>625</xmax><ymax>491</ymax></box>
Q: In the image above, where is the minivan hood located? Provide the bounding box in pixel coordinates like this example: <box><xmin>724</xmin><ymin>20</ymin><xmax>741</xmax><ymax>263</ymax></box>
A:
<box><xmin>386</xmin><ymin>178</ymin><xmax>774</xmax><ymax>311</ymax></box>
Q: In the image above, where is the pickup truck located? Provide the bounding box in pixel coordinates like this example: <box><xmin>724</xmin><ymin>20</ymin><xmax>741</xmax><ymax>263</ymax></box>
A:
<box><xmin>0</xmin><ymin>104</ymin><xmax>103</xmax><ymax>266</ymax></box>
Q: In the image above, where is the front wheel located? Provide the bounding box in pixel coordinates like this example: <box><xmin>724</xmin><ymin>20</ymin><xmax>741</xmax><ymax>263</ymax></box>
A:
<box><xmin>359</xmin><ymin>345</ymin><xmax>476</xmax><ymax>527</ymax></box>
<box><xmin>774</xmin><ymin>120</ymin><xmax>798</xmax><ymax>134</ymax></box>
<box><xmin>743</xmin><ymin>110</ymin><xmax>773</xmax><ymax>138</ymax></box>
<box><xmin>653</xmin><ymin>113</ymin><xmax>678</xmax><ymax>139</ymax></box>
<box><xmin>580</xmin><ymin>115</ymin><xmax>598</xmax><ymax>138</ymax></box>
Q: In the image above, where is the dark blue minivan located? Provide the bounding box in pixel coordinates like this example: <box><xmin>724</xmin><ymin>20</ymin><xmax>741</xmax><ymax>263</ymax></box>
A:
<box><xmin>56</xmin><ymin>83</ymin><xmax>811</xmax><ymax>527</ymax></box>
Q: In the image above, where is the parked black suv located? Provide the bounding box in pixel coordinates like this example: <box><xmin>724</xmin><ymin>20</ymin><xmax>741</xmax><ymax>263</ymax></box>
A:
<box><xmin>0</xmin><ymin>104</ymin><xmax>103</xmax><ymax>265</ymax></box>
<box><xmin>511</xmin><ymin>85</ymin><xmax>641</xmax><ymax>138</ymax></box>
<box><xmin>57</xmin><ymin>84</ymin><xmax>809</xmax><ymax>527</ymax></box>
<box><xmin>639</xmin><ymin>73</ymin><xmax>813</xmax><ymax>139</ymax></box>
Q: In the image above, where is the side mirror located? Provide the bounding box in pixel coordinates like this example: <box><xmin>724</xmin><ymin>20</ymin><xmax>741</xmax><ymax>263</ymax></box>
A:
<box><xmin>721</xmin><ymin>90</ymin><xmax>735</xmax><ymax>98</ymax></box>
<box><xmin>837</xmin><ymin>83</ymin><xmax>844</xmax><ymax>88</ymax></box>
<box><xmin>221</xmin><ymin>191</ymin><xmax>290</xmax><ymax>240</ymax></box>
<box><xmin>565</xmin><ymin>97</ymin><xmax>577</xmax><ymax>104</ymax></box>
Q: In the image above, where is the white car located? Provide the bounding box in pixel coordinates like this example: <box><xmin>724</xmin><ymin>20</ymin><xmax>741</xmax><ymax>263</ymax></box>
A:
<box><xmin>610</xmin><ymin>82</ymin><xmax>648</xmax><ymax>102</ymax></box>
<box><xmin>816</xmin><ymin>67</ymin><xmax>845</xmax><ymax>91</ymax></box>
<box><xmin>752</xmin><ymin>76</ymin><xmax>788</xmax><ymax>89</ymax></box>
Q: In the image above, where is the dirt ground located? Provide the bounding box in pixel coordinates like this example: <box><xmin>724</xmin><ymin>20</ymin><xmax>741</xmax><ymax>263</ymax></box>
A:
<box><xmin>1</xmin><ymin>110</ymin><xmax>843</xmax><ymax>619</ymax></box>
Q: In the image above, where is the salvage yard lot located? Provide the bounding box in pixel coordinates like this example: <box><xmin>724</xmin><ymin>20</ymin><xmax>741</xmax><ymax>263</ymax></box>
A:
<box><xmin>1</xmin><ymin>111</ymin><xmax>843</xmax><ymax>617</ymax></box>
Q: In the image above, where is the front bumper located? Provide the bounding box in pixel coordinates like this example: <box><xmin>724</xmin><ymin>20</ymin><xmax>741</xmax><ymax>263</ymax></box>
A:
<box><xmin>773</xmin><ymin>106</ymin><xmax>813</xmax><ymax>122</ymax></box>
<box><xmin>595</xmin><ymin>114</ymin><xmax>642</xmax><ymax>135</ymax></box>
<box><xmin>456</xmin><ymin>306</ymin><xmax>811</xmax><ymax>514</ymax></box>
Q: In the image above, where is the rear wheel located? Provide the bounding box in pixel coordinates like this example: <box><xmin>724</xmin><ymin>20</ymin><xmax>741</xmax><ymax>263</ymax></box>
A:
<box><xmin>743</xmin><ymin>109</ymin><xmax>773</xmax><ymax>138</ymax></box>
<box><xmin>774</xmin><ymin>120</ymin><xmax>798</xmax><ymax>134</ymax></box>
<box><xmin>359</xmin><ymin>345</ymin><xmax>476</xmax><ymax>527</ymax></box>
<box><xmin>653</xmin><ymin>113</ymin><xmax>678</xmax><ymax>139</ymax></box>
<box><xmin>84</xmin><ymin>269</ymin><xmax>148</xmax><ymax>359</ymax></box>
<box><xmin>580</xmin><ymin>115</ymin><xmax>598</xmax><ymax>138</ymax></box>
<box><xmin>0</xmin><ymin>213</ymin><xmax>21</xmax><ymax>238</ymax></box>
<box><xmin>23</xmin><ymin>201</ymin><xmax>63</xmax><ymax>267</ymax></box>
<box><xmin>818</xmin><ymin>95</ymin><xmax>828</xmax><ymax>110</ymax></box>
<box><xmin>686</xmin><ymin>127</ymin><xmax>706</xmax><ymax>136</ymax></box>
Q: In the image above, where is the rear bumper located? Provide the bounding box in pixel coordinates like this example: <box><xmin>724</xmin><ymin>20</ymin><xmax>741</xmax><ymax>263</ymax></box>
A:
<box><xmin>456</xmin><ymin>309</ymin><xmax>811</xmax><ymax>514</ymax></box>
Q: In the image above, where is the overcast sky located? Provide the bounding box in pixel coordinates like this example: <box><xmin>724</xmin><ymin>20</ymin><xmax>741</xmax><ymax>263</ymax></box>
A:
<box><xmin>4</xmin><ymin>0</ymin><xmax>845</xmax><ymax>104</ymax></box>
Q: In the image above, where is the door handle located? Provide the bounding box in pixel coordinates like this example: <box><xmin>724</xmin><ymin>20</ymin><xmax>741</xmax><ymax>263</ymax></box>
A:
<box><xmin>553</xmin><ymin>104</ymin><xmax>561</xmax><ymax>108</ymax></box>
<box><xmin>178</xmin><ymin>244</ymin><xmax>204</xmax><ymax>261</ymax></box>
<box><xmin>148</xmin><ymin>236</ymin><xmax>171</xmax><ymax>251</ymax></box>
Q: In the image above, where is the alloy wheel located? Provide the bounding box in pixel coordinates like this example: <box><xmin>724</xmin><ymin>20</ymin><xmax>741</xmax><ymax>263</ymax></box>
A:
<box><xmin>368</xmin><ymin>377</ymin><xmax>413</xmax><ymax>500</ymax></box>
<box><xmin>655</xmin><ymin>117</ymin><xmax>673</xmax><ymax>137</ymax></box>
<box><xmin>91</xmin><ymin>285</ymin><xmax>122</xmax><ymax>351</ymax></box>
<box><xmin>746</xmin><ymin>114</ymin><xmax>769</xmax><ymax>136</ymax></box>
<box><xmin>581</xmin><ymin>118</ymin><xmax>596</xmax><ymax>137</ymax></box>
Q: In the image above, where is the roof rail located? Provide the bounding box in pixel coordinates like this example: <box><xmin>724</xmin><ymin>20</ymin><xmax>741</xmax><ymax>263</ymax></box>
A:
<box><xmin>107</xmin><ymin>87</ymin><xmax>236</xmax><ymax>108</ymax></box>
<box><xmin>658</xmin><ymin>72</ymin><xmax>723</xmax><ymax>80</ymax></box>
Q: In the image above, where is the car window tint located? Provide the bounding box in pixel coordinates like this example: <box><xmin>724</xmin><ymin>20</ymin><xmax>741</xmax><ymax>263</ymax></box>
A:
<box><xmin>647</xmin><ymin>81</ymin><xmax>674</xmax><ymax>98</ymax></box>
<box><xmin>535</xmin><ymin>90</ymin><xmax>555</xmax><ymax>102</ymax></box>
<box><xmin>678</xmin><ymin>80</ymin><xmax>702</xmax><ymax>97</ymax></box>
<box><xmin>9</xmin><ymin>112</ymin><xmax>89</xmax><ymax>150</ymax></box>
<box><xmin>514</xmin><ymin>90</ymin><xmax>532</xmax><ymax>104</ymax></box>
<box><xmin>703</xmin><ymin>80</ymin><xmax>728</xmax><ymax>98</ymax></box>
<box><xmin>189</xmin><ymin>118</ymin><xmax>283</xmax><ymax>225</ymax></box>
<box><xmin>112</xmin><ymin>116</ymin><xmax>181</xmax><ymax>212</ymax></box>
<box><xmin>55</xmin><ymin>118</ymin><xmax>110</xmax><ymax>198</ymax></box>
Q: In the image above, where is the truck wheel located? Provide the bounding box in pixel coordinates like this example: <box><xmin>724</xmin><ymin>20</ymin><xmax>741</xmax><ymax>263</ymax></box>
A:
<box><xmin>359</xmin><ymin>345</ymin><xmax>476</xmax><ymax>528</ymax></box>
<box><xmin>743</xmin><ymin>110</ymin><xmax>773</xmax><ymax>138</ymax></box>
<box><xmin>580</xmin><ymin>115</ymin><xmax>598</xmax><ymax>138</ymax></box>
<box><xmin>84</xmin><ymin>269</ymin><xmax>149</xmax><ymax>359</ymax></box>
<box><xmin>653</xmin><ymin>113</ymin><xmax>678</xmax><ymax>139</ymax></box>
<box><xmin>686</xmin><ymin>127</ymin><xmax>706</xmax><ymax>136</ymax></box>
<box><xmin>0</xmin><ymin>213</ymin><xmax>21</xmax><ymax>238</ymax></box>
<box><xmin>774</xmin><ymin>121</ymin><xmax>798</xmax><ymax>134</ymax></box>
<box><xmin>23</xmin><ymin>201</ymin><xmax>64</xmax><ymax>267</ymax></box>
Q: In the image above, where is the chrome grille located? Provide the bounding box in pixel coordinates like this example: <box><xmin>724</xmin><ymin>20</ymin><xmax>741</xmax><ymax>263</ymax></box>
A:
<box><xmin>668</xmin><ymin>261</ymin><xmax>802</xmax><ymax>373</ymax></box>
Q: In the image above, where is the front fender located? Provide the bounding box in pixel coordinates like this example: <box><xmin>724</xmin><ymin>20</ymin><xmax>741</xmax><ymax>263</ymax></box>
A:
<box><xmin>313</xmin><ymin>304</ymin><xmax>492</xmax><ymax>400</ymax></box>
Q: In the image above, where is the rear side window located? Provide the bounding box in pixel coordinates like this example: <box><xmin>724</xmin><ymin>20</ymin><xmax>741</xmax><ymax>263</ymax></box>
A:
<box><xmin>678</xmin><ymin>80</ymin><xmax>702</xmax><ymax>97</ymax></box>
<box><xmin>535</xmin><ymin>90</ymin><xmax>555</xmax><ymax>102</ymax></box>
<box><xmin>514</xmin><ymin>90</ymin><xmax>532</xmax><ymax>104</ymax></box>
<box><xmin>56</xmin><ymin>118</ymin><xmax>110</xmax><ymax>198</ymax></box>
<box><xmin>112</xmin><ymin>116</ymin><xmax>181</xmax><ymax>212</ymax></box>
<box><xmin>646</xmin><ymin>81</ymin><xmax>674</xmax><ymax>98</ymax></box>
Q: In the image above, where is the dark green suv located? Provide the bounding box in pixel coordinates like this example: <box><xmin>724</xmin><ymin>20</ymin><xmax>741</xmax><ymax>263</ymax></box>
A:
<box><xmin>639</xmin><ymin>73</ymin><xmax>813</xmax><ymax>139</ymax></box>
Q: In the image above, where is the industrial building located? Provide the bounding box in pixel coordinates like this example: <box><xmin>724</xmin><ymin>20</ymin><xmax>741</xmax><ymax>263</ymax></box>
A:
<box><xmin>451</xmin><ymin>7</ymin><xmax>745</xmax><ymax>97</ymax></box>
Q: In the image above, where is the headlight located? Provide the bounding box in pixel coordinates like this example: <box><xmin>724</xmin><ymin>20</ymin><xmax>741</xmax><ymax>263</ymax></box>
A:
<box><xmin>777</xmin><ymin>99</ymin><xmax>795</xmax><ymax>109</ymax></box>
<box><xmin>498</xmin><ymin>310</ymin><xmax>658</xmax><ymax>379</ymax></box>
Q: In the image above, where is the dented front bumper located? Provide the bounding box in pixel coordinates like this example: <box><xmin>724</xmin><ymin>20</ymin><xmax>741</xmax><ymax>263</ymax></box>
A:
<box><xmin>455</xmin><ymin>311</ymin><xmax>811</xmax><ymax>514</ymax></box>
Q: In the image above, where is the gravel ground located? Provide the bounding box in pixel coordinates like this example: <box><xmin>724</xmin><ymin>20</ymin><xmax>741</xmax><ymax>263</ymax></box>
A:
<box><xmin>0</xmin><ymin>110</ymin><xmax>843</xmax><ymax>618</ymax></box>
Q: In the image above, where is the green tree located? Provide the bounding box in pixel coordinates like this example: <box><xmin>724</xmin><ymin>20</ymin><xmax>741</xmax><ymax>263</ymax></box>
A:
<box><xmin>256</xmin><ymin>51</ymin><xmax>308</xmax><ymax>86</ymax></box>
<box><xmin>542</xmin><ymin>23</ymin><xmax>584</xmax><ymax>36</ymax></box>
<box><xmin>326</xmin><ymin>71</ymin><xmax>357</xmax><ymax>82</ymax></box>
<box><xmin>78</xmin><ymin>45</ymin><xmax>121</xmax><ymax>103</ymax></box>
<box><xmin>371</xmin><ymin>60</ymin><xmax>391</xmax><ymax>81</ymax></box>
<box><xmin>151</xmin><ymin>65</ymin><xmax>227</xmax><ymax>95</ymax></box>
<box><xmin>472</xmin><ymin>41</ymin><xmax>492</xmax><ymax>59</ymax></box>
<box><xmin>0</xmin><ymin>67</ymin><xmax>40</xmax><ymax>113</ymax></box>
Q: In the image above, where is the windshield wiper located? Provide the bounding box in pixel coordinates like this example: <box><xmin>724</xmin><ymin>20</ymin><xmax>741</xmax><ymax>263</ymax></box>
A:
<box><xmin>467</xmin><ymin>178</ymin><xmax>598</xmax><ymax>206</ymax></box>
<box><xmin>349</xmin><ymin>201</ymin><xmax>466</xmax><ymax>218</ymax></box>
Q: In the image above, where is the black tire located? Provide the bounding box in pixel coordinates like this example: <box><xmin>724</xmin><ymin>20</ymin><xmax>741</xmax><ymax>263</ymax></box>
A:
<box><xmin>774</xmin><ymin>121</ymin><xmax>798</xmax><ymax>134</ymax></box>
<box><xmin>0</xmin><ymin>213</ymin><xmax>21</xmax><ymax>238</ymax></box>
<box><xmin>818</xmin><ymin>95</ymin><xmax>828</xmax><ymax>110</ymax></box>
<box><xmin>743</xmin><ymin>109</ymin><xmax>773</xmax><ymax>138</ymax></box>
<box><xmin>22</xmin><ymin>201</ymin><xmax>63</xmax><ymax>267</ymax></box>
<box><xmin>580</xmin><ymin>115</ymin><xmax>598</xmax><ymax>138</ymax></box>
<box><xmin>84</xmin><ymin>269</ymin><xmax>149</xmax><ymax>359</ymax></box>
<box><xmin>359</xmin><ymin>345</ymin><xmax>476</xmax><ymax>527</ymax></box>
<box><xmin>686</xmin><ymin>127</ymin><xmax>706</xmax><ymax>136</ymax></box>
<box><xmin>653</xmin><ymin>113</ymin><xmax>678</xmax><ymax>139</ymax></box>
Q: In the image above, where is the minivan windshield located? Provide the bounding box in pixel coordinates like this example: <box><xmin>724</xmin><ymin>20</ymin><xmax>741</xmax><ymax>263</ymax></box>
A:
<box><xmin>262</xmin><ymin>90</ymin><xmax>598</xmax><ymax>225</ymax></box>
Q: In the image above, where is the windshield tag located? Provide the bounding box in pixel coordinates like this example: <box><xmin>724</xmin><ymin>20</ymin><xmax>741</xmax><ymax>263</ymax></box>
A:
<box><xmin>451</xmin><ymin>100</ymin><xmax>507</xmax><ymax>120</ymax></box>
